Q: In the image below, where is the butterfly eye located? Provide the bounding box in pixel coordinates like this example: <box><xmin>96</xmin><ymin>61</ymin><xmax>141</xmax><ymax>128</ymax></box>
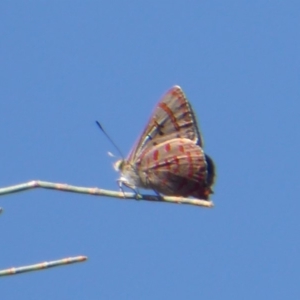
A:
<box><xmin>114</xmin><ymin>160</ymin><xmax>124</xmax><ymax>171</ymax></box>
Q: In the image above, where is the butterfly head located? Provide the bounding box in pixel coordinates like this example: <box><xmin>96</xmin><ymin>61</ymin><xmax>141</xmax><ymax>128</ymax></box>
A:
<box><xmin>114</xmin><ymin>159</ymin><xmax>142</xmax><ymax>191</ymax></box>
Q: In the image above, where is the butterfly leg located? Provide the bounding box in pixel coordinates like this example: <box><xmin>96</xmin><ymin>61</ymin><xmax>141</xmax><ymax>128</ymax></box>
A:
<box><xmin>126</xmin><ymin>185</ymin><xmax>142</xmax><ymax>200</ymax></box>
<box><xmin>134</xmin><ymin>188</ymin><xmax>142</xmax><ymax>200</ymax></box>
<box><xmin>153</xmin><ymin>190</ymin><xmax>164</xmax><ymax>201</ymax></box>
<box><xmin>116</xmin><ymin>180</ymin><xmax>126</xmax><ymax>198</ymax></box>
<box><xmin>116</xmin><ymin>179</ymin><xmax>142</xmax><ymax>200</ymax></box>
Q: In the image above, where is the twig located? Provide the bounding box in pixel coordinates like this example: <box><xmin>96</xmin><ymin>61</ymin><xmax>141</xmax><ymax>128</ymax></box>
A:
<box><xmin>0</xmin><ymin>255</ymin><xmax>87</xmax><ymax>277</ymax></box>
<box><xmin>0</xmin><ymin>180</ymin><xmax>214</xmax><ymax>208</ymax></box>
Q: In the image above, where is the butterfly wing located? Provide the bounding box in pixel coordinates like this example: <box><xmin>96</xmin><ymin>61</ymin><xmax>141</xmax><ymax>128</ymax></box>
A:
<box><xmin>127</xmin><ymin>86</ymin><xmax>203</xmax><ymax>163</ymax></box>
<box><xmin>136</xmin><ymin>138</ymin><xmax>213</xmax><ymax>199</ymax></box>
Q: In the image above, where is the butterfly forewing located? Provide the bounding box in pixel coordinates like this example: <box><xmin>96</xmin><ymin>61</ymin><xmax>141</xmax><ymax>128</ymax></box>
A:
<box><xmin>127</xmin><ymin>86</ymin><xmax>203</xmax><ymax>163</ymax></box>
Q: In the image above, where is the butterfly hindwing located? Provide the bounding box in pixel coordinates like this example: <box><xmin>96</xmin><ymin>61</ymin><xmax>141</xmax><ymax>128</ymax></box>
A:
<box><xmin>135</xmin><ymin>138</ymin><xmax>211</xmax><ymax>199</ymax></box>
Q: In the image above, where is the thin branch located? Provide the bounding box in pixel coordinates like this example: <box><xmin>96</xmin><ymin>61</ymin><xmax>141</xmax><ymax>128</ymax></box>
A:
<box><xmin>0</xmin><ymin>180</ymin><xmax>214</xmax><ymax>208</ymax></box>
<box><xmin>0</xmin><ymin>255</ymin><xmax>87</xmax><ymax>277</ymax></box>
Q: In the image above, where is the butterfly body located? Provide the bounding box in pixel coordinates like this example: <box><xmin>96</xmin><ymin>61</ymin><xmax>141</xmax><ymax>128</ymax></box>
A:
<box><xmin>115</xmin><ymin>86</ymin><xmax>215</xmax><ymax>200</ymax></box>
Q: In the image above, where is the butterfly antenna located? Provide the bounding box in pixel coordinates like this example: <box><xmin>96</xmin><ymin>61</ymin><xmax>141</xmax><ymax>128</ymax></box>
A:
<box><xmin>95</xmin><ymin>121</ymin><xmax>125</xmax><ymax>159</ymax></box>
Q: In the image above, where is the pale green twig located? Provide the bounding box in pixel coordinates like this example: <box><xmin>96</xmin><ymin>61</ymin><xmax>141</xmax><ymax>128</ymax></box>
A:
<box><xmin>0</xmin><ymin>180</ymin><xmax>214</xmax><ymax>208</ymax></box>
<box><xmin>0</xmin><ymin>256</ymin><xmax>87</xmax><ymax>277</ymax></box>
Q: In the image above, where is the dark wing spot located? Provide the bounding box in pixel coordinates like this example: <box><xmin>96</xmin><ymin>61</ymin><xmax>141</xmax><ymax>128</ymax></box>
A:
<box><xmin>154</xmin><ymin>120</ymin><xmax>165</xmax><ymax>136</ymax></box>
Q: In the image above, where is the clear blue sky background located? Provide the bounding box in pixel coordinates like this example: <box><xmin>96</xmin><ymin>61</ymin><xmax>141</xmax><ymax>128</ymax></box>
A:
<box><xmin>1</xmin><ymin>2</ymin><xmax>299</xmax><ymax>299</ymax></box>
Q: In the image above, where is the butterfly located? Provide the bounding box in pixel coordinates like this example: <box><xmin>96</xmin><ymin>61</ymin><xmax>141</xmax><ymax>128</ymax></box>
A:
<box><xmin>114</xmin><ymin>86</ymin><xmax>215</xmax><ymax>200</ymax></box>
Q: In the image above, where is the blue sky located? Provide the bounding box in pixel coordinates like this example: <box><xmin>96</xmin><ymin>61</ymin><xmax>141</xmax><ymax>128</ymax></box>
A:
<box><xmin>1</xmin><ymin>1</ymin><xmax>299</xmax><ymax>299</ymax></box>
